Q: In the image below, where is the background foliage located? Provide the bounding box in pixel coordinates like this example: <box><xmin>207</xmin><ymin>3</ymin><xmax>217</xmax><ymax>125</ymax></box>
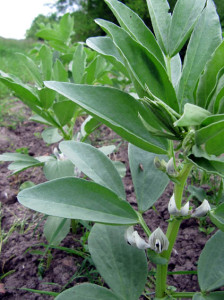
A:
<box><xmin>25</xmin><ymin>0</ymin><xmax>189</xmax><ymax>41</ymax></box>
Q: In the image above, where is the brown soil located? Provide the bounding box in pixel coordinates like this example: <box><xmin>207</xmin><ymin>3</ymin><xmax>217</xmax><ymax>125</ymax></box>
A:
<box><xmin>0</xmin><ymin>101</ymin><xmax>212</xmax><ymax>299</ymax></box>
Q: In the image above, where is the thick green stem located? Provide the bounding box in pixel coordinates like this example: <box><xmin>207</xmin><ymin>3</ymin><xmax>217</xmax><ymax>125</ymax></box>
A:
<box><xmin>155</xmin><ymin>219</ymin><xmax>181</xmax><ymax>298</ymax></box>
<box><xmin>155</xmin><ymin>163</ymin><xmax>193</xmax><ymax>298</ymax></box>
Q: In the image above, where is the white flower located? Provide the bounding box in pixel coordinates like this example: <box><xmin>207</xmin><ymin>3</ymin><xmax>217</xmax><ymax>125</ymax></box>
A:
<box><xmin>192</xmin><ymin>199</ymin><xmax>211</xmax><ymax>217</ymax></box>
<box><xmin>168</xmin><ymin>194</ymin><xmax>189</xmax><ymax>217</ymax></box>
<box><xmin>125</xmin><ymin>227</ymin><xmax>169</xmax><ymax>253</ymax></box>
<box><xmin>148</xmin><ymin>227</ymin><xmax>169</xmax><ymax>253</ymax></box>
<box><xmin>124</xmin><ymin>226</ymin><xmax>150</xmax><ymax>250</ymax></box>
<box><xmin>53</xmin><ymin>147</ymin><xmax>66</xmax><ymax>161</ymax></box>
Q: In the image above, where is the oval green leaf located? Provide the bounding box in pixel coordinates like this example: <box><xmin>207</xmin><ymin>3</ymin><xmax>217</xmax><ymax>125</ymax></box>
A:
<box><xmin>177</xmin><ymin>0</ymin><xmax>222</xmax><ymax>108</ymax></box>
<box><xmin>209</xmin><ymin>203</ymin><xmax>224</xmax><ymax>232</ymax></box>
<box><xmin>196</xmin><ymin>41</ymin><xmax>224</xmax><ymax>109</ymax></box>
<box><xmin>55</xmin><ymin>283</ymin><xmax>121</xmax><ymax>300</ymax></box>
<box><xmin>168</xmin><ymin>0</ymin><xmax>206</xmax><ymax>57</ymax></box>
<box><xmin>128</xmin><ymin>144</ymin><xmax>169</xmax><ymax>212</ymax></box>
<box><xmin>44</xmin><ymin>216</ymin><xmax>71</xmax><ymax>246</ymax></box>
<box><xmin>18</xmin><ymin>177</ymin><xmax>138</xmax><ymax>225</ymax></box>
<box><xmin>105</xmin><ymin>0</ymin><xmax>165</xmax><ymax>66</ymax></box>
<box><xmin>146</xmin><ymin>0</ymin><xmax>171</xmax><ymax>54</ymax></box>
<box><xmin>89</xmin><ymin>224</ymin><xmax>147</xmax><ymax>300</ymax></box>
<box><xmin>198</xmin><ymin>230</ymin><xmax>224</xmax><ymax>291</ymax></box>
<box><xmin>44</xmin><ymin>82</ymin><xmax>168</xmax><ymax>154</ymax></box>
<box><xmin>195</xmin><ymin>121</ymin><xmax>224</xmax><ymax>156</ymax></box>
<box><xmin>59</xmin><ymin>141</ymin><xmax>126</xmax><ymax>200</ymax></box>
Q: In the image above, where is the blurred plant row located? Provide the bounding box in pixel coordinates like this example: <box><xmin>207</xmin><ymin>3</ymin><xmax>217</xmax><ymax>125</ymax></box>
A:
<box><xmin>26</xmin><ymin>0</ymin><xmax>224</xmax><ymax>42</ymax></box>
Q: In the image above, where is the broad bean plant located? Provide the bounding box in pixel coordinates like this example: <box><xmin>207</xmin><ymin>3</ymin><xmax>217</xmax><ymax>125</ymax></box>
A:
<box><xmin>17</xmin><ymin>0</ymin><xmax>224</xmax><ymax>299</ymax></box>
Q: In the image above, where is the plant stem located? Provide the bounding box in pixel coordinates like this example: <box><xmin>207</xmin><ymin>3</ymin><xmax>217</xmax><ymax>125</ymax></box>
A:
<box><xmin>172</xmin><ymin>292</ymin><xmax>196</xmax><ymax>298</ymax></box>
<box><xmin>137</xmin><ymin>212</ymin><xmax>151</xmax><ymax>236</ymax></box>
<box><xmin>155</xmin><ymin>163</ymin><xmax>192</xmax><ymax>298</ymax></box>
<box><xmin>174</xmin><ymin>163</ymin><xmax>192</xmax><ymax>209</ymax></box>
<box><xmin>155</xmin><ymin>219</ymin><xmax>181</xmax><ymax>298</ymax></box>
<box><xmin>166</xmin><ymin>56</ymin><xmax>172</xmax><ymax>81</ymax></box>
<box><xmin>71</xmin><ymin>219</ymin><xmax>79</xmax><ymax>234</ymax></box>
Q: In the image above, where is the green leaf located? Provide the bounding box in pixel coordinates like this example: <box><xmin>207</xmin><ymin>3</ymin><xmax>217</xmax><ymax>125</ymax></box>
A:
<box><xmin>0</xmin><ymin>152</ymin><xmax>39</xmax><ymax>162</ymax></box>
<box><xmin>195</xmin><ymin>120</ymin><xmax>224</xmax><ymax>156</ymax></box>
<box><xmin>209</xmin><ymin>203</ymin><xmax>224</xmax><ymax>232</ymax></box>
<box><xmin>18</xmin><ymin>177</ymin><xmax>138</xmax><ymax>225</ymax></box>
<box><xmin>174</xmin><ymin>103</ymin><xmax>211</xmax><ymax>127</ymax></box>
<box><xmin>84</xmin><ymin>55</ymin><xmax>110</xmax><ymax>85</ymax></box>
<box><xmin>170</xmin><ymin>54</ymin><xmax>182</xmax><ymax>89</ymax></box>
<box><xmin>86</xmin><ymin>36</ymin><xmax>129</xmax><ymax>77</ymax></box>
<box><xmin>201</xmin><ymin>114</ymin><xmax>224</xmax><ymax>127</ymax></box>
<box><xmin>38</xmin><ymin>87</ymin><xmax>55</xmax><ymax>109</ymax></box>
<box><xmin>41</xmin><ymin>128</ymin><xmax>63</xmax><ymax>144</ymax></box>
<box><xmin>55</xmin><ymin>283</ymin><xmax>120</xmax><ymax>300</ymax></box>
<box><xmin>188</xmin><ymin>186</ymin><xmax>206</xmax><ymax>202</ymax></box>
<box><xmin>212</xmin><ymin>76</ymin><xmax>224</xmax><ymax>114</ymax></box>
<box><xmin>196</xmin><ymin>41</ymin><xmax>224</xmax><ymax>109</ymax></box>
<box><xmin>8</xmin><ymin>161</ymin><xmax>43</xmax><ymax>174</ymax></box>
<box><xmin>98</xmin><ymin>145</ymin><xmax>116</xmax><ymax>156</ymax></box>
<box><xmin>39</xmin><ymin>45</ymin><xmax>52</xmax><ymax>81</ymax></box>
<box><xmin>16</xmin><ymin>53</ymin><xmax>43</xmax><ymax>87</ymax></box>
<box><xmin>43</xmin><ymin>158</ymin><xmax>75</xmax><ymax>180</ymax></box>
<box><xmin>49</xmin><ymin>40</ymin><xmax>70</xmax><ymax>53</ymax></box>
<box><xmin>193</xmin><ymin>292</ymin><xmax>224</xmax><ymax>300</ymax></box>
<box><xmin>80</xmin><ymin>116</ymin><xmax>101</xmax><ymax>139</ymax></box>
<box><xmin>53</xmin><ymin>59</ymin><xmax>68</xmax><ymax>82</ymax></box>
<box><xmin>112</xmin><ymin>161</ymin><xmax>126</xmax><ymax>178</ymax></box>
<box><xmin>0</xmin><ymin>72</ymin><xmax>41</xmax><ymax>109</ymax></box>
<box><xmin>105</xmin><ymin>0</ymin><xmax>165</xmax><ymax>67</ymax></box>
<box><xmin>188</xmin><ymin>146</ymin><xmax>224</xmax><ymax>177</ymax></box>
<box><xmin>53</xmin><ymin>100</ymin><xmax>77</xmax><ymax>126</ymax></box>
<box><xmin>88</xmin><ymin>224</ymin><xmax>147</xmax><ymax>300</ymax></box>
<box><xmin>59</xmin><ymin>141</ymin><xmax>126</xmax><ymax>200</ymax></box>
<box><xmin>59</xmin><ymin>13</ymin><xmax>74</xmax><ymax>43</ymax></box>
<box><xmin>29</xmin><ymin>114</ymin><xmax>53</xmax><ymax>126</ymax></box>
<box><xmin>198</xmin><ymin>230</ymin><xmax>224</xmax><ymax>291</ymax></box>
<box><xmin>146</xmin><ymin>0</ymin><xmax>171</xmax><ymax>54</ymax></box>
<box><xmin>72</xmin><ymin>44</ymin><xmax>87</xmax><ymax>84</ymax></box>
<box><xmin>128</xmin><ymin>144</ymin><xmax>169</xmax><ymax>212</ymax></box>
<box><xmin>177</xmin><ymin>0</ymin><xmax>222</xmax><ymax>108</ymax></box>
<box><xmin>168</xmin><ymin>0</ymin><xmax>206</xmax><ymax>57</ymax></box>
<box><xmin>44</xmin><ymin>82</ymin><xmax>168</xmax><ymax>154</ymax></box>
<box><xmin>44</xmin><ymin>216</ymin><xmax>70</xmax><ymax>246</ymax></box>
<box><xmin>36</xmin><ymin>29</ymin><xmax>62</xmax><ymax>43</ymax></box>
<box><xmin>96</xmin><ymin>19</ymin><xmax>179</xmax><ymax>113</ymax></box>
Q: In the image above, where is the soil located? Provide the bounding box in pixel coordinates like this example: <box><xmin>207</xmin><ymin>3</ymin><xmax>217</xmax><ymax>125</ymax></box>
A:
<box><xmin>0</xmin><ymin>100</ymin><xmax>213</xmax><ymax>299</ymax></box>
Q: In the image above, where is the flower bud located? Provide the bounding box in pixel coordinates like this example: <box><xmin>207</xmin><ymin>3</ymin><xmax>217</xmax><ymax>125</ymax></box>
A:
<box><xmin>154</xmin><ymin>157</ymin><xmax>167</xmax><ymax>172</ymax></box>
<box><xmin>166</xmin><ymin>157</ymin><xmax>176</xmax><ymax>176</ymax></box>
<box><xmin>192</xmin><ymin>199</ymin><xmax>211</xmax><ymax>217</ymax></box>
<box><xmin>148</xmin><ymin>227</ymin><xmax>169</xmax><ymax>253</ymax></box>
<box><xmin>168</xmin><ymin>194</ymin><xmax>189</xmax><ymax>217</ymax></box>
<box><xmin>124</xmin><ymin>226</ymin><xmax>150</xmax><ymax>250</ymax></box>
